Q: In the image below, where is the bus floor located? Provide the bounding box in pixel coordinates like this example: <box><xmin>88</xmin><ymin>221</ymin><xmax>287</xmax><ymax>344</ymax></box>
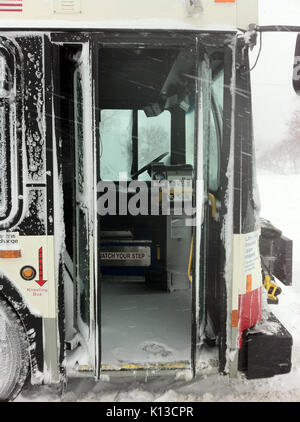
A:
<box><xmin>100</xmin><ymin>278</ymin><xmax>192</xmax><ymax>368</ymax></box>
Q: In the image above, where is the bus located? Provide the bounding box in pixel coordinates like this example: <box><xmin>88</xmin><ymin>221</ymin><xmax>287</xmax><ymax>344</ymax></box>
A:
<box><xmin>0</xmin><ymin>0</ymin><xmax>294</xmax><ymax>401</ymax></box>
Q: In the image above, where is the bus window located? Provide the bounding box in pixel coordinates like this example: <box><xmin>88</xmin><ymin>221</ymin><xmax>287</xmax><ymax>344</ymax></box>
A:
<box><xmin>138</xmin><ymin>110</ymin><xmax>171</xmax><ymax>181</ymax></box>
<box><xmin>212</xmin><ymin>70</ymin><xmax>224</xmax><ymax>120</ymax></box>
<box><xmin>100</xmin><ymin>109</ymin><xmax>133</xmax><ymax>181</ymax></box>
<box><xmin>208</xmin><ymin>109</ymin><xmax>220</xmax><ymax>192</ymax></box>
<box><xmin>100</xmin><ymin>109</ymin><xmax>171</xmax><ymax>181</ymax></box>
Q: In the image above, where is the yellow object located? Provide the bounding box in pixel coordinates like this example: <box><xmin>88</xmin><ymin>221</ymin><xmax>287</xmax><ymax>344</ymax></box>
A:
<box><xmin>78</xmin><ymin>365</ymin><xmax>93</xmax><ymax>372</ymax></box>
<box><xmin>264</xmin><ymin>275</ymin><xmax>280</xmax><ymax>304</ymax></box>
<box><xmin>21</xmin><ymin>267</ymin><xmax>34</xmax><ymax>279</ymax></box>
<box><xmin>157</xmin><ymin>245</ymin><xmax>161</xmax><ymax>261</ymax></box>
<box><xmin>158</xmin><ymin>187</ymin><xmax>193</xmax><ymax>203</ymax></box>
<box><xmin>101</xmin><ymin>362</ymin><xmax>189</xmax><ymax>371</ymax></box>
<box><xmin>188</xmin><ymin>236</ymin><xmax>194</xmax><ymax>284</ymax></box>
<box><xmin>208</xmin><ymin>193</ymin><xmax>217</xmax><ymax>218</ymax></box>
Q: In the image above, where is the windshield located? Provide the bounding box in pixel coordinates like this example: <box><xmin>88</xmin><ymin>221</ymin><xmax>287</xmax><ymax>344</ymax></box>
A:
<box><xmin>98</xmin><ymin>46</ymin><xmax>198</xmax><ymax>182</ymax></box>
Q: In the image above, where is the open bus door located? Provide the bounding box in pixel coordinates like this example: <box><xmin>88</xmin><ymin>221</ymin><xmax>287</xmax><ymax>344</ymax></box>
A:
<box><xmin>73</xmin><ymin>46</ymin><xmax>97</xmax><ymax>369</ymax></box>
<box><xmin>52</xmin><ymin>39</ymin><xmax>98</xmax><ymax>373</ymax></box>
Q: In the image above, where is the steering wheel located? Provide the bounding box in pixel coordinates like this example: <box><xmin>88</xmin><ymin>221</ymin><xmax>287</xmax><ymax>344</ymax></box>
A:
<box><xmin>131</xmin><ymin>152</ymin><xmax>169</xmax><ymax>179</ymax></box>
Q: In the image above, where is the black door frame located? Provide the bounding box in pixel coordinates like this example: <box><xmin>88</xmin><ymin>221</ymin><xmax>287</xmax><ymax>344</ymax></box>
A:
<box><xmin>92</xmin><ymin>30</ymin><xmax>199</xmax><ymax>377</ymax></box>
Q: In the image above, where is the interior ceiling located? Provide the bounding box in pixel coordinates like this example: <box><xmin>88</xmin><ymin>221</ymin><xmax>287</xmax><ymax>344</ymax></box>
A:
<box><xmin>99</xmin><ymin>48</ymin><xmax>179</xmax><ymax>110</ymax></box>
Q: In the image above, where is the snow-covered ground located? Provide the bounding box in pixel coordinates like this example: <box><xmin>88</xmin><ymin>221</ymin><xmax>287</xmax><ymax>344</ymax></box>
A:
<box><xmin>16</xmin><ymin>173</ymin><xmax>300</xmax><ymax>402</ymax></box>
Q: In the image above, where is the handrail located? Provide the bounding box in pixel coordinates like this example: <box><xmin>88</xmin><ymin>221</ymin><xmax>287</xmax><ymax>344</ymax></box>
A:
<box><xmin>188</xmin><ymin>235</ymin><xmax>194</xmax><ymax>284</ymax></box>
<box><xmin>208</xmin><ymin>193</ymin><xmax>217</xmax><ymax>218</ymax></box>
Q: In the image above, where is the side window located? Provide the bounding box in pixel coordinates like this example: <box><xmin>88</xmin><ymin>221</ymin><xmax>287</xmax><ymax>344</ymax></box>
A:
<box><xmin>212</xmin><ymin>70</ymin><xmax>224</xmax><ymax>120</ymax></box>
<box><xmin>100</xmin><ymin>110</ymin><xmax>171</xmax><ymax>181</ymax></box>
<box><xmin>208</xmin><ymin>69</ymin><xmax>224</xmax><ymax>192</ymax></box>
<box><xmin>100</xmin><ymin>110</ymin><xmax>133</xmax><ymax>181</ymax></box>
<box><xmin>137</xmin><ymin>110</ymin><xmax>171</xmax><ymax>180</ymax></box>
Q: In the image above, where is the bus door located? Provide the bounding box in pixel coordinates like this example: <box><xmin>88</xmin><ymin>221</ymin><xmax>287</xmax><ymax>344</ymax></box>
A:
<box><xmin>197</xmin><ymin>44</ymin><xmax>226</xmax><ymax>370</ymax></box>
<box><xmin>52</xmin><ymin>39</ymin><xmax>97</xmax><ymax>371</ymax></box>
<box><xmin>74</xmin><ymin>53</ymin><xmax>94</xmax><ymax>353</ymax></box>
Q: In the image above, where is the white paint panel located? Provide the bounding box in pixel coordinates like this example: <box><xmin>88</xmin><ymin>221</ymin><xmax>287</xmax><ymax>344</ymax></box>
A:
<box><xmin>0</xmin><ymin>235</ymin><xmax>57</xmax><ymax>318</ymax></box>
<box><xmin>237</xmin><ymin>0</ymin><xmax>259</xmax><ymax>30</ymax></box>
<box><xmin>232</xmin><ymin>230</ymin><xmax>262</xmax><ymax>312</ymax></box>
<box><xmin>0</xmin><ymin>0</ymin><xmax>258</xmax><ymax>30</ymax></box>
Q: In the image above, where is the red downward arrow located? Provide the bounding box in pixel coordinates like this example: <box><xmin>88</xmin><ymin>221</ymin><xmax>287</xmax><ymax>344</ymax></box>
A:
<box><xmin>36</xmin><ymin>247</ymin><xmax>47</xmax><ymax>287</ymax></box>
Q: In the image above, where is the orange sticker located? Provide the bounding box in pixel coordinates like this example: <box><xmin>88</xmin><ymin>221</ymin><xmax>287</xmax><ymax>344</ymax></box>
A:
<box><xmin>232</xmin><ymin>310</ymin><xmax>239</xmax><ymax>328</ymax></box>
<box><xmin>0</xmin><ymin>249</ymin><xmax>21</xmax><ymax>258</ymax></box>
<box><xmin>246</xmin><ymin>274</ymin><xmax>252</xmax><ymax>293</ymax></box>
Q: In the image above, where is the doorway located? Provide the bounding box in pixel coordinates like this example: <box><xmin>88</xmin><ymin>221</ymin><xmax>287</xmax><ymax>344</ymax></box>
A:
<box><xmin>96</xmin><ymin>42</ymin><xmax>198</xmax><ymax>369</ymax></box>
